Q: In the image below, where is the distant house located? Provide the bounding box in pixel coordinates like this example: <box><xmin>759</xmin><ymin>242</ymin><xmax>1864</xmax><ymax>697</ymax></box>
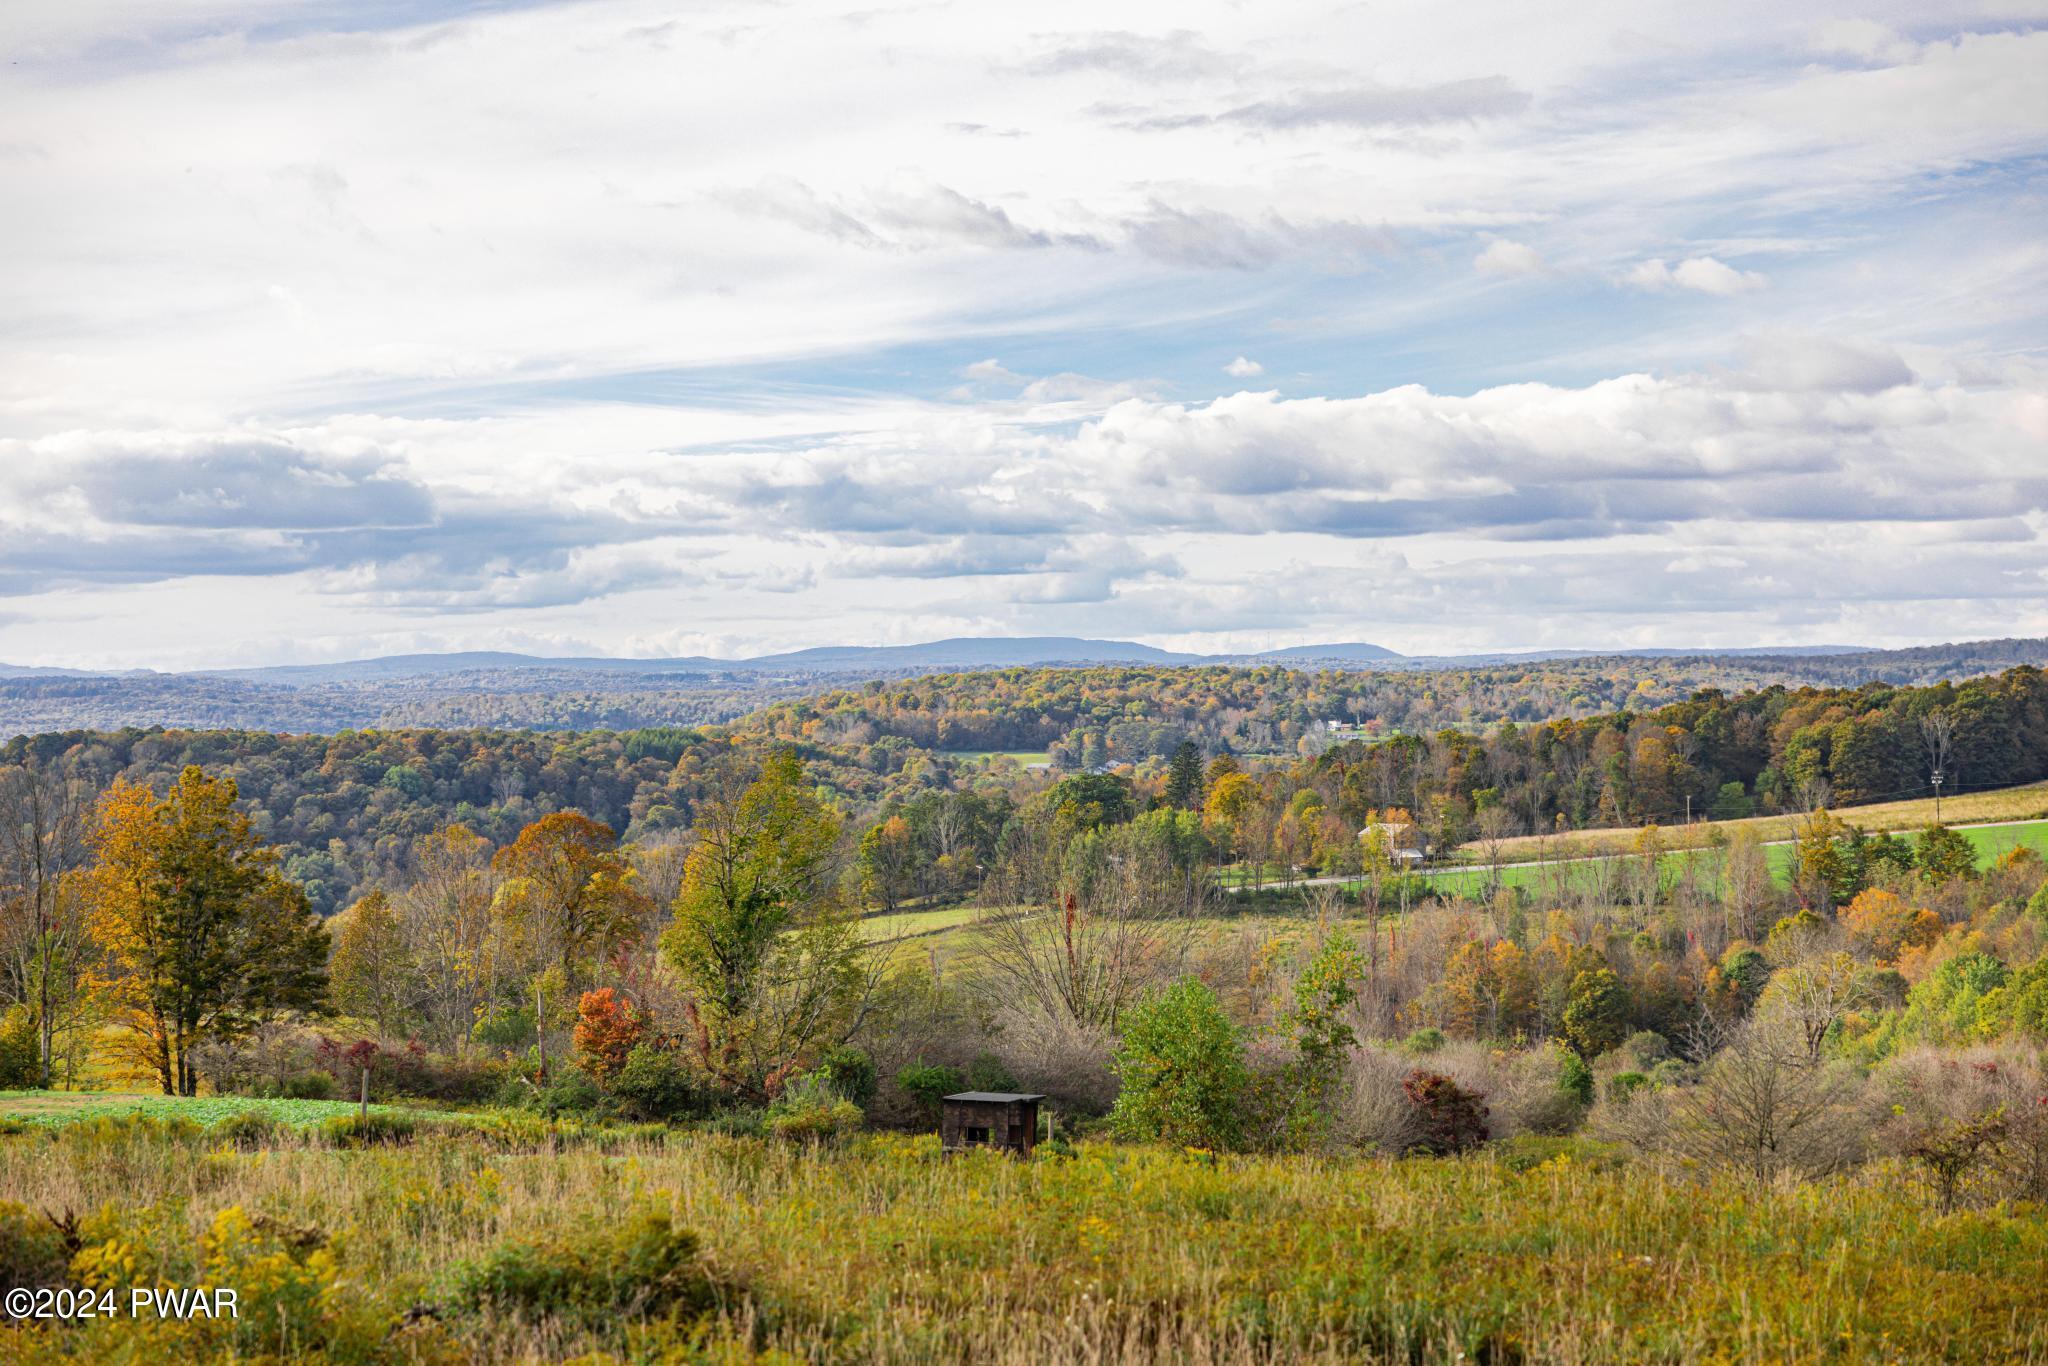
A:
<box><xmin>1361</xmin><ymin>815</ymin><xmax>1426</xmax><ymax>866</ymax></box>
<box><xmin>941</xmin><ymin>1091</ymin><xmax>1045</xmax><ymax>1156</ymax></box>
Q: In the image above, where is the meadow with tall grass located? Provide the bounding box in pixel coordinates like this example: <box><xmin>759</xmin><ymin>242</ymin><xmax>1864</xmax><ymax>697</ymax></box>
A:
<box><xmin>4</xmin><ymin>1112</ymin><xmax>2046</xmax><ymax>1364</ymax></box>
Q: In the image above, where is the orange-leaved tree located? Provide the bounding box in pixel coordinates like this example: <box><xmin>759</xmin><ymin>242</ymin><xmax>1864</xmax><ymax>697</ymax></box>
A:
<box><xmin>1840</xmin><ymin>888</ymin><xmax>1944</xmax><ymax>964</ymax></box>
<box><xmin>572</xmin><ymin>986</ymin><xmax>646</xmax><ymax>1084</ymax></box>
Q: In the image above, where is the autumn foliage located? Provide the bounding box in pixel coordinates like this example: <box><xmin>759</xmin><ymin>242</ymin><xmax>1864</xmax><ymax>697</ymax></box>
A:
<box><xmin>1402</xmin><ymin>1070</ymin><xmax>1490</xmax><ymax>1155</ymax></box>
<box><xmin>572</xmin><ymin>988</ymin><xmax>646</xmax><ymax>1085</ymax></box>
<box><xmin>1840</xmin><ymin>889</ymin><xmax>1945</xmax><ymax>964</ymax></box>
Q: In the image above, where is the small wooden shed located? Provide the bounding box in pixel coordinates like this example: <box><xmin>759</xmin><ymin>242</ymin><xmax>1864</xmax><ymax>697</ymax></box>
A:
<box><xmin>940</xmin><ymin>1091</ymin><xmax>1045</xmax><ymax>1156</ymax></box>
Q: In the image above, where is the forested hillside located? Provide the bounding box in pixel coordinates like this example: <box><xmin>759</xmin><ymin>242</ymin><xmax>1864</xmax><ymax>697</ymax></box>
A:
<box><xmin>733</xmin><ymin>647</ymin><xmax>2048</xmax><ymax>761</ymax></box>
<box><xmin>4</xmin><ymin>665</ymin><xmax>2046</xmax><ymax>916</ymax></box>
<box><xmin>0</xmin><ymin>668</ymin><xmax>857</xmax><ymax>735</ymax></box>
<box><xmin>6</xmin><ymin>638</ymin><xmax>2044</xmax><ymax>738</ymax></box>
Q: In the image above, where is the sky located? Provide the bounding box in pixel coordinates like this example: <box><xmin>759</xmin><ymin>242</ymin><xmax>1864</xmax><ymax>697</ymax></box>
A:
<box><xmin>2</xmin><ymin>0</ymin><xmax>2045</xmax><ymax>669</ymax></box>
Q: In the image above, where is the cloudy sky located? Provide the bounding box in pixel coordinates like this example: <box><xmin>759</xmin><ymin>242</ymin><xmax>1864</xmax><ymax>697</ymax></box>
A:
<box><xmin>3</xmin><ymin>0</ymin><xmax>2045</xmax><ymax>668</ymax></box>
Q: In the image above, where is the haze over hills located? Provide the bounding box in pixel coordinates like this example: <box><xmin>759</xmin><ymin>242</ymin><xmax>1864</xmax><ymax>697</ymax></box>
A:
<box><xmin>3</xmin><ymin>635</ymin><xmax>2046</xmax><ymax>739</ymax></box>
<box><xmin>133</xmin><ymin>634</ymin><xmax>1873</xmax><ymax>685</ymax></box>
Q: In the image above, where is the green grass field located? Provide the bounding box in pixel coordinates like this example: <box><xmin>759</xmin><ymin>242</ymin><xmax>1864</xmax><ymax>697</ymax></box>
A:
<box><xmin>939</xmin><ymin>749</ymin><xmax>1052</xmax><ymax>767</ymax></box>
<box><xmin>1461</xmin><ymin>780</ymin><xmax>2048</xmax><ymax>867</ymax></box>
<box><xmin>1227</xmin><ymin>816</ymin><xmax>2048</xmax><ymax>902</ymax></box>
<box><xmin>0</xmin><ymin>1090</ymin><xmax>410</xmax><ymax>1129</ymax></box>
<box><xmin>862</xmin><ymin>903</ymin><xmax>983</xmax><ymax>944</ymax></box>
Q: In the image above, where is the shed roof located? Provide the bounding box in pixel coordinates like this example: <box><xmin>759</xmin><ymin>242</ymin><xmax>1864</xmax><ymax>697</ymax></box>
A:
<box><xmin>943</xmin><ymin>1091</ymin><xmax>1047</xmax><ymax>1103</ymax></box>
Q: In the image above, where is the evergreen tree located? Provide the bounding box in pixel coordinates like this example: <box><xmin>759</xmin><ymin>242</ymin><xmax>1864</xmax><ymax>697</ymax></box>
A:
<box><xmin>1165</xmin><ymin>740</ymin><xmax>1204</xmax><ymax>810</ymax></box>
<box><xmin>1915</xmin><ymin>824</ymin><xmax>1978</xmax><ymax>883</ymax></box>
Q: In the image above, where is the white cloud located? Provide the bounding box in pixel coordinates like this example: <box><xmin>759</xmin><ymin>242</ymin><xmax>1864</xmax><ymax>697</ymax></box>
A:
<box><xmin>1473</xmin><ymin>239</ymin><xmax>1546</xmax><ymax>276</ymax></box>
<box><xmin>1625</xmin><ymin>256</ymin><xmax>1770</xmax><ymax>295</ymax></box>
<box><xmin>11</xmin><ymin>348</ymin><xmax>2040</xmax><ymax>662</ymax></box>
<box><xmin>0</xmin><ymin>1</ymin><xmax>2044</xmax><ymax>665</ymax></box>
<box><xmin>1810</xmin><ymin>19</ymin><xmax>1917</xmax><ymax>64</ymax></box>
<box><xmin>1728</xmin><ymin>334</ymin><xmax>1914</xmax><ymax>393</ymax></box>
<box><xmin>963</xmin><ymin>358</ymin><xmax>1024</xmax><ymax>384</ymax></box>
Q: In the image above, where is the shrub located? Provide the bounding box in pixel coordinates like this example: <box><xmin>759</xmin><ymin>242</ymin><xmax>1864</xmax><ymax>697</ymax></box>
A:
<box><xmin>210</xmin><ymin>1111</ymin><xmax>285</xmax><ymax>1148</ymax></box>
<box><xmin>704</xmin><ymin>1107</ymin><xmax>768</xmax><ymax>1139</ymax></box>
<box><xmin>453</xmin><ymin>1203</ymin><xmax>718</xmax><ymax>1324</ymax></box>
<box><xmin>2027</xmin><ymin>879</ymin><xmax>2048</xmax><ymax>929</ymax></box>
<box><xmin>1556</xmin><ymin>1049</ymin><xmax>1595</xmax><ymax>1108</ymax></box>
<box><xmin>987</xmin><ymin>1004</ymin><xmax>1119</xmax><ymax>1113</ymax></box>
<box><xmin>767</xmin><ymin>1096</ymin><xmax>863</xmax><ymax>1144</ymax></box>
<box><xmin>1036</xmin><ymin>1132</ymin><xmax>1078</xmax><ymax>1160</ymax></box>
<box><xmin>310</xmin><ymin>1037</ymin><xmax>503</xmax><ymax>1103</ymax></box>
<box><xmin>1110</xmin><ymin>978</ymin><xmax>1248</xmax><ymax>1151</ymax></box>
<box><xmin>1648</xmin><ymin>1058</ymin><xmax>1692</xmax><ymax>1088</ymax></box>
<box><xmin>964</xmin><ymin>1051</ymin><xmax>1019</xmax><ymax>1095</ymax></box>
<box><xmin>1476</xmin><ymin>1044</ymin><xmax>1583</xmax><ymax>1139</ymax></box>
<box><xmin>471</xmin><ymin>1003</ymin><xmax>536</xmax><ymax>1051</ymax></box>
<box><xmin>810</xmin><ymin>1044</ymin><xmax>878</xmax><ymax>1109</ymax></box>
<box><xmin>1614</xmin><ymin>1031</ymin><xmax>1672</xmax><ymax>1072</ymax></box>
<box><xmin>1608</xmin><ymin>1071</ymin><xmax>1650</xmax><ymax>1102</ymax></box>
<box><xmin>318</xmin><ymin>1112</ymin><xmax>420</xmax><ymax>1148</ymax></box>
<box><xmin>574</xmin><ymin>988</ymin><xmax>646</xmax><ymax>1085</ymax></box>
<box><xmin>0</xmin><ymin>1006</ymin><xmax>42</xmax><ymax>1088</ymax></box>
<box><xmin>897</xmin><ymin>1063</ymin><xmax>964</xmax><ymax>1127</ymax></box>
<box><xmin>533</xmin><ymin>1065</ymin><xmax>604</xmax><ymax>1118</ymax></box>
<box><xmin>611</xmin><ymin>1045</ymin><xmax>699</xmax><ymax>1123</ymax></box>
<box><xmin>266</xmin><ymin>1071</ymin><xmax>339</xmax><ymax>1101</ymax></box>
<box><xmin>0</xmin><ymin>1200</ymin><xmax>69</xmax><ymax>1290</ymax></box>
<box><xmin>397</xmin><ymin>1052</ymin><xmax>506</xmax><ymax>1104</ymax></box>
<box><xmin>1402</xmin><ymin>1070</ymin><xmax>1490</xmax><ymax>1155</ymax></box>
<box><xmin>1336</xmin><ymin>1048</ymin><xmax>1423</xmax><ymax>1153</ymax></box>
<box><xmin>1400</xmin><ymin>1027</ymin><xmax>1447</xmax><ymax>1056</ymax></box>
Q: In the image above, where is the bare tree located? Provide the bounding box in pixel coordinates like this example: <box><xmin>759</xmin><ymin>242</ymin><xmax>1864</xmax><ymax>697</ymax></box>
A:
<box><xmin>1671</xmin><ymin>1015</ymin><xmax>1868</xmax><ymax>1180</ymax></box>
<box><xmin>0</xmin><ymin>765</ymin><xmax>91</xmax><ymax>1085</ymax></box>
<box><xmin>1793</xmin><ymin>773</ymin><xmax>1834</xmax><ymax>815</ymax></box>
<box><xmin>392</xmin><ymin>824</ymin><xmax>505</xmax><ymax>1053</ymax></box>
<box><xmin>1719</xmin><ymin>827</ymin><xmax>1771</xmax><ymax>943</ymax></box>
<box><xmin>970</xmin><ymin>833</ymin><xmax>1199</xmax><ymax>1031</ymax></box>
<box><xmin>1476</xmin><ymin>804</ymin><xmax>1514</xmax><ymax>901</ymax></box>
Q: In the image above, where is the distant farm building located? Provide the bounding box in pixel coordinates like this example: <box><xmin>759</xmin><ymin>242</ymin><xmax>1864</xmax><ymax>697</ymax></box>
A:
<box><xmin>1361</xmin><ymin>814</ymin><xmax>1426</xmax><ymax>866</ymax></box>
<box><xmin>941</xmin><ymin>1091</ymin><xmax>1045</xmax><ymax>1156</ymax></box>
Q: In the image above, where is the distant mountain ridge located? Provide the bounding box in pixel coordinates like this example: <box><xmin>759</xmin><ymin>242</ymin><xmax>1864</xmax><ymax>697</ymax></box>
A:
<box><xmin>8</xmin><ymin>636</ymin><xmax>2047</xmax><ymax>740</ymax></box>
<box><xmin>19</xmin><ymin>634</ymin><xmax>1884</xmax><ymax>686</ymax></box>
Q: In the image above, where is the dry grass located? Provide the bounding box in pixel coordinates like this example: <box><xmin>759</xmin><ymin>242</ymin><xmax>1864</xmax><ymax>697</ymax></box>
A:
<box><xmin>2</xmin><ymin>1119</ymin><xmax>2044</xmax><ymax>1362</ymax></box>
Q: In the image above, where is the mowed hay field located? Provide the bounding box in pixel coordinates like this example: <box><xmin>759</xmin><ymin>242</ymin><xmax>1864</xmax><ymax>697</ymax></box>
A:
<box><xmin>1406</xmin><ymin>817</ymin><xmax>2048</xmax><ymax>901</ymax></box>
<box><xmin>1465</xmin><ymin>780</ymin><xmax>2048</xmax><ymax>866</ymax></box>
<box><xmin>2</xmin><ymin>1121</ymin><xmax>2046</xmax><ymax>1363</ymax></box>
<box><xmin>864</xmin><ymin>905</ymin><xmax>1401</xmax><ymax>972</ymax></box>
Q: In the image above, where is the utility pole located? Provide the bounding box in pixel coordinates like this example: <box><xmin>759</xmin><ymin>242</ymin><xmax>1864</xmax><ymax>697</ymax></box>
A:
<box><xmin>1684</xmin><ymin>794</ymin><xmax>1692</xmax><ymax>826</ymax></box>
<box><xmin>1922</xmin><ymin>710</ymin><xmax>1955</xmax><ymax>825</ymax></box>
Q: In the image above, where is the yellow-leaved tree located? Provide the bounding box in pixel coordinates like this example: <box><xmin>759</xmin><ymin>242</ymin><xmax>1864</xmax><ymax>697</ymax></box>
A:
<box><xmin>80</xmin><ymin>768</ymin><xmax>330</xmax><ymax>1095</ymax></box>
